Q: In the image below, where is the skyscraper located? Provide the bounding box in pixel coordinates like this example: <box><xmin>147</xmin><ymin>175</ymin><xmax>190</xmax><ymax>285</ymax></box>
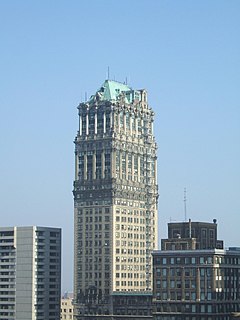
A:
<box><xmin>0</xmin><ymin>226</ymin><xmax>61</xmax><ymax>320</ymax></box>
<box><xmin>73</xmin><ymin>80</ymin><xmax>158</xmax><ymax>317</ymax></box>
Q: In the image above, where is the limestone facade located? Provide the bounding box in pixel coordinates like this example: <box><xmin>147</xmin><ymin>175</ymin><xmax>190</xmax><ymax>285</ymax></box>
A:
<box><xmin>73</xmin><ymin>80</ymin><xmax>158</xmax><ymax>317</ymax></box>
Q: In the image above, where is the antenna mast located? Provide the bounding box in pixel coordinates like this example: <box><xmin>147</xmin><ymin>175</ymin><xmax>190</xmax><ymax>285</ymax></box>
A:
<box><xmin>184</xmin><ymin>188</ymin><xmax>187</xmax><ymax>222</ymax></box>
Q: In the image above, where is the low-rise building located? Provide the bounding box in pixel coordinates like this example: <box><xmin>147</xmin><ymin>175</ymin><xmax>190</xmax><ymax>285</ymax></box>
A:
<box><xmin>152</xmin><ymin>220</ymin><xmax>240</xmax><ymax>320</ymax></box>
<box><xmin>61</xmin><ymin>296</ymin><xmax>73</xmax><ymax>320</ymax></box>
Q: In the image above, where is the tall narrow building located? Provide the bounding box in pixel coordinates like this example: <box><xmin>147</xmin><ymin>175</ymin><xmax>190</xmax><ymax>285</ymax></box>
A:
<box><xmin>73</xmin><ymin>80</ymin><xmax>158</xmax><ymax>318</ymax></box>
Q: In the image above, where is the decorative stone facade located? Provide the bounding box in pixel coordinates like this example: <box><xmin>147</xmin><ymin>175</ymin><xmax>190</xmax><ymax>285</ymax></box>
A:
<box><xmin>73</xmin><ymin>80</ymin><xmax>158</xmax><ymax>317</ymax></box>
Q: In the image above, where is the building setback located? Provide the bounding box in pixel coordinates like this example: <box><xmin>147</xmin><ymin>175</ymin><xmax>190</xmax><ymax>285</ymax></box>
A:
<box><xmin>152</xmin><ymin>220</ymin><xmax>240</xmax><ymax>320</ymax></box>
<box><xmin>73</xmin><ymin>80</ymin><xmax>158</xmax><ymax>318</ymax></box>
<box><xmin>0</xmin><ymin>226</ymin><xmax>61</xmax><ymax>320</ymax></box>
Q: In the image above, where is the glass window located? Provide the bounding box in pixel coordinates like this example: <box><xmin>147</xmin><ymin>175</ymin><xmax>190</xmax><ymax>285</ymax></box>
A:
<box><xmin>162</xmin><ymin>292</ymin><xmax>167</xmax><ymax>300</ymax></box>
<box><xmin>170</xmin><ymin>291</ymin><xmax>175</xmax><ymax>300</ymax></box>
<box><xmin>170</xmin><ymin>268</ymin><xmax>175</xmax><ymax>276</ymax></box>
<box><xmin>177</xmin><ymin>292</ymin><xmax>181</xmax><ymax>300</ymax></box>
<box><xmin>207</xmin><ymin>305</ymin><xmax>212</xmax><ymax>312</ymax></box>
<box><xmin>176</xmin><ymin>268</ymin><xmax>181</xmax><ymax>276</ymax></box>
<box><xmin>200</xmin><ymin>268</ymin><xmax>205</xmax><ymax>276</ymax></box>
<box><xmin>207</xmin><ymin>256</ymin><xmax>213</xmax><ymax>264</ymax></box>
<box><xmin>191</xmin><ymin>292</ymin><xmax>196</xmax><ymax>300</ymax></box>
<box><xmin>185</xmin><ymin>268</ymin><xmax>190</xmax><ymax>276</ymax></box>
<box><xmin>200</xmin><ymin>257</ymin><xmax>205</xmax><ymax>264</ymax></box>
<box><xmin>185</xmin><ymin>292</ymin><xmax>190</xmax><ymax>300</ymax></box>
<box><xmin>185</xmin><ymin>257</ymin><xmax>191</xmax><ymax>264</ymax></box>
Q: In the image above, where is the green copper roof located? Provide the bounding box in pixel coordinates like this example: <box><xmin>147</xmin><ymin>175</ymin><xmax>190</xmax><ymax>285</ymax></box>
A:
<box><xmin>89</xmin><ymin>80</ymin><xmax>135</xmax><ymax>104</ymax></box>
<box><xmin>103</xmin><ymin>80</ymin><xmax>131</xmax><ymax>101</ymax></box>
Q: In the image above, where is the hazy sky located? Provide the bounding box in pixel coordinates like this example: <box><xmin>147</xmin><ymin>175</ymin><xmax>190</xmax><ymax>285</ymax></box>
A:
<box><xmin>0</xmin><ymin>1</ymin><xmax>239</xmax><ymax>292</ymax></box>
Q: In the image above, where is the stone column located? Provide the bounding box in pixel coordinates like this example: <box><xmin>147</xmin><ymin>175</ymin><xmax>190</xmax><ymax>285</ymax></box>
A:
<box><xmin>95</xmin><ymin>111</ymin><xmax>97</xmax><ymax>135</ymax></box>
<box><xmin>84</xmin><ymin>154</ymin><xmax>87</xmax><ymax>180</ymax></box>
<box><xmin>181</xmin><ymin>267</ymin><xmax>185</xmax><ymax>300</ymax></box>
<box><xmin>93</xmin><ymin>152</ymin><xmax>96</xmax><ymax>179</ymax></box>
<box><xmin>123</xmin><ymin>112</ymin><xmax>126</xmax><ymax>134</ymax></box>
<box><xmin>167</xmin><ymin>267</ymin><xmax>170</xmax><ymax>300</ymax></box>
<box><xmin>154</xmin><ymin>157</ymin><xmax>157</xmax><ymax>184</ymax></box>
<box><xmin>75</xmin><ymin>152</ymin><xmax>78</xmax><ymax>180</ymax></box>
<box><xmin>138</xmin><ymin>155</ymin><xmax>140</xmax><ymax>182</ymax></box>
<box><xmin>135</xmin><ymin>117</ymin><xmax>138</xmax><ymax>134</ymax></box>
<box><xmin>111</xmin><ymin>150</ymin><xmax>116</xmax><ymax>179</ymax></box>
<box><xmin>126</xmin><ymin>152</ymin><xmax>128</xmax><ymax>180</ymax></box>
<box><xmin>86</xmin><ymin>112</ymin><xmax>89</xmax><ymax>136</ymax></box>
<box><xmin>212</xmin><ymin>267</ymin><xmax>216</xmax><ymax>291</ymax></box>
<box><xmin>130</xmin><ymin>114</ymin><xmax>132</xmax><ymax>136</ymax></box>
<box><xmin>118</xmin><ymin>112</ymin><xmax>121</xmax><ymax>133</ymax></box>
<box><xmin>141</xmin><ymin>118</ymin><xmax>144</xmax><ymax>135</ymax></box>
<box><xmin>132</xmin><ymin>154</ymin><xmax>134</xmax><ymax>181</ymax></box>
<box><xmin>119</xmin><ymin>151</ymin><xmax>122</xmax><ymax>180</ymax></box>
<box><xmin>79</xmin><ymin>114</ymin><xmax>82</xmax><ymax>136</ymax></box>
<box><xmin>101</xmin><ymin>151</ymin><xmax>105</xmax><ymax>179</ymax></box>
<box><xmin>110</xmin><ymin>109</ymin><xmax>113</xmax><ymax>128</ymax></box>
<box><xmin>103</xmin><ymin>112</ymin><xmax>106</xmax><ymax>134</ymax></box>
<box><xmin>196</xmin><ymin>267</ymin><xmax>200</xmax><ymax>301</ymax></box>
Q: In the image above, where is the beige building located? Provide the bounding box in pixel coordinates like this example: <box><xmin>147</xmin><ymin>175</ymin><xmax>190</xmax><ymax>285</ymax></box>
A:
<box><xmin>73</xmin><ymin>80</ymin><xmax>158</xmax><ymax>318</ymax></box>
<box><xmin>61</xmin><ymin>297</ymin><xmax>73</xmax><ymax>320</ymax></box>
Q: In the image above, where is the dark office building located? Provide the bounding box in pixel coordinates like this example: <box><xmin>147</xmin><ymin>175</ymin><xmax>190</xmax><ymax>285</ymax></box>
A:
<box><xmin>152</xmin><ymin>220</ymin><xmax>240</xmax><ymax>320</ymax></box>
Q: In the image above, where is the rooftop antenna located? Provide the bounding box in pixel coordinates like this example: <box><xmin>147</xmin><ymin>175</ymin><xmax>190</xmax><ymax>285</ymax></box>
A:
<box><xmin>184</xmin><ymin>187</ymin><xmax>187</xmax><ymax>222</ymax></box>
<box><xmin>125</xmin><ymin>77</ymin><xmax>128</xmax><ymax>85</ymax></box>
<box><xmin>85</xmin><ymin>92</ymin><xmax>87</xmax><ymax>102</ymax></box>
<box><xmin>107</xmin><ymin>66</ymin><xmax>110</xmax><ymax>80</ymax></box>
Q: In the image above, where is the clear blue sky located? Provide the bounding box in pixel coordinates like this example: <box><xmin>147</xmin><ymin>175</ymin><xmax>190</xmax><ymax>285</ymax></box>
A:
<box><xmin>0</xmin><ymin>1</ymin><xmax>239</xmax><ymax>292</ymax></box>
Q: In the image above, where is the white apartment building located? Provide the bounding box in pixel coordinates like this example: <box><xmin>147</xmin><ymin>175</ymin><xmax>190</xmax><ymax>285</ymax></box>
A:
<box><xmin>0</xmin><ymin>226</ymin><xmax>61</xmax><ymax>320</ymax></box>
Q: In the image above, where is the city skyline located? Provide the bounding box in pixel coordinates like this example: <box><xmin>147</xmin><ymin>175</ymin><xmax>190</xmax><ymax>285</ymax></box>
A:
<box><xmin>0</xmin><ymin>1</ymin><xmax>239</xmax><ymax>293</ymax></box>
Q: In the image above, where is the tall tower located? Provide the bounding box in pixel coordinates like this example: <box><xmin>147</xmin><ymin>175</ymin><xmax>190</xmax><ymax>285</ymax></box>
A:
<box><xmin>73</xmin><ymin>80</ymin><xmax>158</xmax><ymax>317</ymax></box>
